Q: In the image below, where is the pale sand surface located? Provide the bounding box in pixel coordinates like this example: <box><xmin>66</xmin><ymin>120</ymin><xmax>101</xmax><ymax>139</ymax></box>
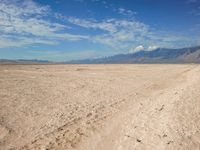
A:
<box><xmin>0</xmin><ymin>64</ymin><xmax>200</xmax><ymax>150</ymax></box>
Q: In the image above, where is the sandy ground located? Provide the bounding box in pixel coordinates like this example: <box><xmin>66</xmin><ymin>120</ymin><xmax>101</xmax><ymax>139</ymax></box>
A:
<box><xmin>0</xmin><ymin>64</ymin><xmax>200</xmax><ymax>150</ymax></box>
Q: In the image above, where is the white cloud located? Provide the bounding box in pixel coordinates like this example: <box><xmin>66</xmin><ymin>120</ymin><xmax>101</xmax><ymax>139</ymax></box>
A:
<box><xmin>68</xmin><ymin>17</ymin><xmax>149</xmax><ymax>49</ymax></box>
<box><xmin>0</xmin><ymin>0</ymin><xmax>50</xmax><ymax>17</ymax></box>
<box><xmin>67</xmin><ymin>16</ymin><xmax>196</xmax><ymax>51</ymax></box>
<box><xmin>147</xmin><ymin>45</ymin><xmax>159</xmax><ymax>51</ymax></box>
<box><xmin>135</xmin><ymin>45</ymin><xmax>145</xmax><ymax>51</ymax></box>
<box><xmin>68</xmin><ymin>18</ymin><xmax>148</xmax><ymax>34</ymax></box>
<box><xmin>0</xmin><ymin>36</ymin><xmax>56</xmax><ymax>48</ymax></box>
<box><xmin>0</xmin><ymin>0</ymin><xmax>197</xmax><ymax>53</ymax></box>
<box><xmin>117</xmin><ymin>8</ymin><xmax>137</xmax><ymax>16</ymax></box>
<box><xmin>0</xmin><ymin>0</ymin><xmax>87</xmax><ymax>48</ymax></box>
<box><xmin>68</xmin><ymin>17</ymin><xmax>118</xmax><ymax>33</ymax></box>
<box><xmin>129</xmin><ymin>45</ymin><xmax>144</xmax><ymax>53</ymax></box>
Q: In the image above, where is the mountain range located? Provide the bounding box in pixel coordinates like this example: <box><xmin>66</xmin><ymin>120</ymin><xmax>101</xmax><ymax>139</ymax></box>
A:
<box><xmin>0</xmin><ymin>59</ymin><xmax>50</xmax><ymax>64</ymax></box>
<box><xmin>1</xmin><ymin>46</ymin><xmax>200</xmax><ymax>64</ymax></box>
<box><xmin>69</xmin><ymin>46</ymin><xmax>200</xmax><ymax>64</ymax></box>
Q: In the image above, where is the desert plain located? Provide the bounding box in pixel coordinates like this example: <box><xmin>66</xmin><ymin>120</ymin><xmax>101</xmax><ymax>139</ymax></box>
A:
<box><xmin>0</xmin><ymin>64</ymin><xmax>200</xmax><ymax>150</ymax></box>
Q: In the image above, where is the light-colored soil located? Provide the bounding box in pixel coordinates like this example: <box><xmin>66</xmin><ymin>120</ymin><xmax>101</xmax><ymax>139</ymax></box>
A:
<box><xmin>0</xmin><ymin>64</ymin><xmax>200</xmax><ymax>150</ymax></box>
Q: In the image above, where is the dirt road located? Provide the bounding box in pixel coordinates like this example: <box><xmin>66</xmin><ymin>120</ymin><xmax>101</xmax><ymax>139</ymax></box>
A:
<box><xmin>0</xmin><ymin>64</ymin><xmax>200</xmax><ymax>150</ymax></box>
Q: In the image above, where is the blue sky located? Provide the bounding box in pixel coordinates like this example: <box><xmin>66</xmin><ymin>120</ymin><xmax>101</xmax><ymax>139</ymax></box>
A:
<box><xmin>0</xmin><ymin>0</ymin><xmax>200</xmax><ymax>61</ymax></box>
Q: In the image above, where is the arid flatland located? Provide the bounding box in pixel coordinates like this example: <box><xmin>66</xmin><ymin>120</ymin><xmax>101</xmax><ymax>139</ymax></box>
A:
<box><xmin>0</xmin><ymin>64</ymin><xmax>200</xmax><ymax>150</ymax></box>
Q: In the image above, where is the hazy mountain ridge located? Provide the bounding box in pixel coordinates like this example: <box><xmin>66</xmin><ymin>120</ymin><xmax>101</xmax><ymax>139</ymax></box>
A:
<box><xmin>0</xmin><ymin>59</ymin><xmax>51</xmax><ymax>64</ymax></box>
<box><xmin>1</xmin><ymin>46</ymin><xmax>200</xmax><ymax>64</ymax></box>
<box><xmin>69</xmin><ymin>46</ymin><xmax>200</xmax><ymax>64</ymax></box>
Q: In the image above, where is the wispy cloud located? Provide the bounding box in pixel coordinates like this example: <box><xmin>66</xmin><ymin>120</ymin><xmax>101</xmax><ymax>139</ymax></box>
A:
<box><xmin>68</xmin><ymin>17</ymin><xmax>118</xmax><ymax>33</ymax></box>
<box><xmin>68</xmin><ymin>17</ymin><xmax>149</xmax><ymax>49</ymax></box>
<box><xmin>0</xmin><ymin>35</ymin><xmax>57</xmax><ymax>48</ymax></box>
<box><xmin>0</xmin><ymin>0</ymin><xmax>87</xmax><ymax>48</ymax></box>
<box><xmin>0</xmin><ymin>0</ymin><xmax>198</xmax><ymax>55</ymax></box>
<box><xmin>117</xmin><ymin>8</ymin><xmax>137</xmax><ymax>17</ymax></box>
<box><xmin>67</xmin><ymin>16</ymin><xmax>193</xmax><ymax>50</ymax></box>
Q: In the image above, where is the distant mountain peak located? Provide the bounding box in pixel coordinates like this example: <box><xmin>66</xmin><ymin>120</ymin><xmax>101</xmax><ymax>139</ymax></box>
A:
<box><xmin>68</xmin><ymin>46</ymin><xmax>200</xmax><ymax>64</ymax></box>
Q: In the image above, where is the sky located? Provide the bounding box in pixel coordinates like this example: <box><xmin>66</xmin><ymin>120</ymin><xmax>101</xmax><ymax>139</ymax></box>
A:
<box><xmin>0</xmin><ymin>0</ymin><xmax>200</xmax><ymax>61</ymax></box>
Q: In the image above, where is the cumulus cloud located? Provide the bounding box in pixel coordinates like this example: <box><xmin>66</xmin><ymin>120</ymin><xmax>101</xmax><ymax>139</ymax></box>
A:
<box><xmin>134</xmin><ymin>45</ymin><xmax>145</xmax><ymax>51</ymax></box>
<box><xmin>129</xmin><ymin>45</ymin><xmax>144</xmax><ymax>53</ymax></box>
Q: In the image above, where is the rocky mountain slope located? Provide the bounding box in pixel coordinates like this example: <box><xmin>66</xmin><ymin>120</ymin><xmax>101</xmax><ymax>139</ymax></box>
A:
<box><xmin>69</xmin><ymin>46</ymin><xmax>200</xmax><ymax>64</ymax></box>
